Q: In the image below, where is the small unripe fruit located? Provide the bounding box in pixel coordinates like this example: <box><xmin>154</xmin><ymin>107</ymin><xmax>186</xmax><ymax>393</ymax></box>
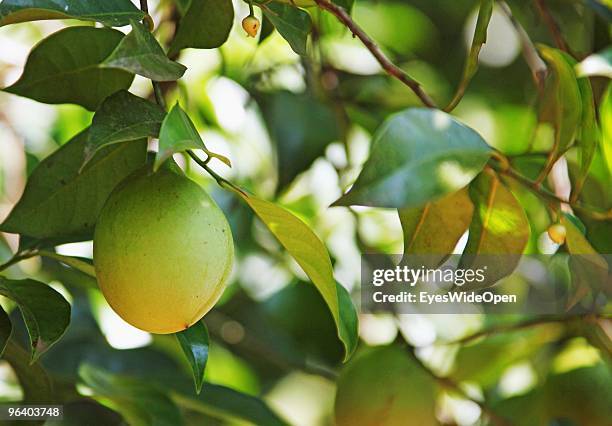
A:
<box><xmin>94</xmin><ymin>165</ymin><xmax>234</xmax><ymax>334</ymax></box>
<box><xmin>242</xmin><ymin>15</ymin><xmax>260</xmax><ymax>37</ymax></box>
<box><xmin>547</xmin><ymin>223</ymin><xmax>567</xmax><ymax>245</ymax></box>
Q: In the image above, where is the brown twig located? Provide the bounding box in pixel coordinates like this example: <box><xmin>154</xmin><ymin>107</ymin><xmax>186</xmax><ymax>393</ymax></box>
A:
<box><xmin>533</xmin><ymin>0</ymin><xmax>573</xmax><ymax>56</ymax></box>
<box><xmin>313</xmin><ymin>0</ymin><xmax>437</xmax><ymax>108</ymax></box>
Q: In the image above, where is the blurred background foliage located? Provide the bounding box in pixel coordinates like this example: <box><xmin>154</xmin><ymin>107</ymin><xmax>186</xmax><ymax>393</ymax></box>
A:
<box><xmin>0</xmin><ymin>0</ymin><xmax>611</xmax><ymax>425</ymax></box>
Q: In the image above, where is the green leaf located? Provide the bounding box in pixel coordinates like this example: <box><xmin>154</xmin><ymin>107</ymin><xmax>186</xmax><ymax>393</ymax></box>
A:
<box><xmin>38</xmin><ymin>250</ymin><xmax>96</xmax><ymax>278</ymax></box>
<box><xmin>459</xmin><ymin>169</ymin><xmax>530</xmax><ymax>288</ymax></box>
<box><xmin>0</xmin><ymin>0</ymin><xmax>144</xmax><ymax>27</ymax></box>
<box><xmin>156</xmin><ymin>103</ymin><xmax>207</xmax><ymax>171</ymax></box>
<box><xmin>333</xmin><ymin>108</ymin><xmax>492</xmax><ymax>208</ymax></box>
<box><xmin>445</xmin><ymin>0</ymin><xmax>493</xmax><ymax>111</ymax></box>
<box><xmin>233</xmin><ymin>190</ymin><xmax>358</xmax><ymax>361</ymax></box>
<box><xmin>79</xmin><ymin>363</ymin><xmax>184</xmax><ymax>426</ymax></box>
<box><xmin>175</xmin><ymin>320</ymin><xmax>209</xmax><ymax>394</ymax></box>
<box><xmin>0</xmin><ymin>130</ymin><xmax>147</xmax><ymax>243</ymax></box>
<box><xmin>45</xmin><ymin>400</ymin><xmax>124</xmax><ymax>426</ymax></box>
<box><xmin>168</xmin><ymin>0</ymin><xmax>234</xmax><ymax>56</ymax></box>
<box><xmin>335</xmin><ymin>346</ymin><xmax>438</xmax><ymax>426</ymax></box>
<box><xmin>0</xmin><ymin>277</ymin><xmax>70</xmax><ymax>361</ymax></box>
<box><xmin>260</xmin><ymin>91</ymin><xmax>340</xmax><ymax>189</ymax></box>
<box><xmin>3</xmin><ymin>27</ymin><xmax>134</xmax><ymax>111</ymax></box>
<box><xmin>576</xmin><ymin>45</ymin><xmax>612</xmax><ymax>78</ymax></box>
<box><xmin>263</xmin><ymin>2</ymin><xmax>312</xmax><ymax>56</ymax></box>
<box><xmin>600</xmin><ymin>84</ymin><xmax>612</xmax><ymax>176</ymax></box>
<box><xmin>0</xmin><ymin>305</ymin><xmax>11</xmax><ymax>356</ymax></box>
<box><xmin>1</xmin><ymin>339</ymin><xmax>54</xmax><ymax>402</ymax></box>
<box><xmin>84</xmin><ymin>90</ymin><xmax>166</xmax><ymax>167</ymax></box>
<box><xmin>102</xmin><ymin>20</ymin><xmax>186</xmax><ymax>82</ymax></box>
<box><xmin>399</xmin><ymin>188</ymin><xmax>473</xmax><ymax>268</ymax></box>
<box><xmin>538</xmin><ymin>45</ymin><xmax>583</xmax><ymax>164</ymax></box>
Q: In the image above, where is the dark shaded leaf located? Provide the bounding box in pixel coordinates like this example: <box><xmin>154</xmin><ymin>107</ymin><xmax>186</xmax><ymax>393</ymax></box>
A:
<box><xmin>1</xmin><ymin>339</ymin><xmax>54</xmax><ymax>402</ymax></box>
<box><xmin>155</xmin><ymin>103</ymin><xmax>207</xmax><ymax>170</ymax></box>
<box><xmin>335</xmin><ymin>346</ymin><xmax>438</xmax><ymax>426</ymax></box>
<box><xmin>333</xmin><ymin>108</ymin><xmax>491</xmax><ymax>208</ymax></box>
<box><xmin>263</xmin><ymin>2</ymin><xmax>312</xmax><ymax>56</ymax></box>
<box><xmin>0</xmin><ymin>131</ymin><xmax>147</xmax><ymax>242</ymax></box>
<box><xmin>103</xmin><ymin>20</ymin><xmax>186</xmax><ymax>82</ymax></box>
<box><xmin>258</xmin><ymin>14</ymin><xmax>275</xmax><ymax>44</ymax></box>
<box><xmin>3</xmin><ymin>27</ymin><xmax>134</xmax><ymax>111</ymax></box>
<box><xmin>175</xmin><ymin>320</ymin><xmax>209</xmax><ymax>394</ymax></box>
<box><xmin>459</xmin><ymin>169</ymin><xmax>530</xmax><ymax>288</ymax></box>
<box><xmin>168</xmin><ymin>0</ymin><xmax>234</xmax><ymax>56</ymax></box>
<box><xmin>84</xmin><ymin>90</ymin><xmax>166</xmax><ymax>167</ymax></box>
<box><xmin>45</xmin><ymin>400</ymin><xmax>124</xmax><ymax>426</ymax></box>
<box><xmin>0</xmin><ymin>278</ymin><xmax>70</xmax><ymax>361</ymax></box>
<box><xmin>79</xmin><ymin>363</ymin><xmax>184</xmax><ymax>426</ymax></box>
<box><xmin>399</xmin><ymin>188</ymin><xmax>473</xmax><ymax>268</ymax></box>
<box><xmin>260</xmin><ymin>91</ymin><xmax>339</xmax><ymax>189</ymax></box>
<box><xmin>0</xmin><ymin>305</ymin><xmax>11</xmax><ymax>355</ymax></box>
<box><xmin>0</xmin><ymin>0</ymin><xmax>144</xmax><ymax>27</ymax></box>
<box><xmin>232</xmin><ymin>189</ymin><xmax>358</xmax><ymax>361</ymax></box>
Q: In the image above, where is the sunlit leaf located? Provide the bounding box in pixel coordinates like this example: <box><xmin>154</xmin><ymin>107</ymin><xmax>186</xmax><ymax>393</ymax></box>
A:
<box><xmin>263</xmin><ymin>2</ymin><xmax>312</xmax><ymax>56</ymax></box>
<box><xmin>156</xmin><ymin>103</ymin><xmax>207</xmax><ymax>171</ymax></box>
<box><xmin>445</xmin><ymin>0</ymin><xmax>493</xmax><ymax>111</ymax></box>
<box><xmin>335</xmin><ymin>346</ymin><xmax>438</xmax><ymax>426</ymax></box>
<box><xmin>399</xmin><ymin>188</ymin><xmax>473</xmax><ymax>268</ymax></box>
<box><xmin>103</xmin><ymin>20</ymin><xmax>186</xmax><ymax>82</ymax></box>
<box><xmin>333</xmin><ymin>108</ymin><xmax>492</xmax><ymax>208</ymax></box>
<box><xmin>1</xmin><ymin>339</ymin><xmax>54</xmax><ymax>402</ymax></box>
<box><xmin>176</xmin><ymin>320</ymin><xmax>209</xmax><ymax>394</ymax></box>
<box><xmin>576</xmin><ymin>45</ymin><xmax>612</xmax><ymax>78</ymax></box>
<box><xmin>3</xmin><ymin>27</ymin><xmax>134</xmax><ymax>111</ymax></box>
<box><xmin>85</xmin><ymin>90</ymin><xmax>166</xmax><ymax>167</ymax></box>
<box><xmin>232</xmin><ymin>189</ymin><xmax>358</xmax><ymax>360</ymax></box>
<box><xmin>0</xmin><ymin>305</ymin><xmax>11</xmax><ymax>355</ymax></box>
<box><xmin>600</xmin><ymin>84</ymin><xmax>612</xmax><ymax>175</ymax></box>
<box><xmin>0</xmin><ymin>131</ymin><xmax>147</xmax><ymax>242</ymax></box>
<box><xmin>168</xmin><ymin>0</ymin><xmax>234</xmax><ymax>56</ymax></box>
<box><xmin>459</xmin><ymin>169</ymin><xmax>530</xmax><ymax>288</ymax></box>
<box><xmin>79</xmin><ymin>363</ymin><xmax>184</xmax><ymax>426</ymax></box>
<box><xmin>0</xmin><ymin>277</ymin><xmax>70</xmax><ymax>361</ymax></box>
<box><xmin>0</xmin><ymin>0</ymin><xmax>144</xmax><ymax>27</ymax></box>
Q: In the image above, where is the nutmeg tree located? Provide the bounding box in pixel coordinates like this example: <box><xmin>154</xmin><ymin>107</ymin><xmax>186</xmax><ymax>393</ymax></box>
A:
<box><xmin>0</xmin><ymin>0</ymin><xmax>610</xmax><ymax>425</ymax></box>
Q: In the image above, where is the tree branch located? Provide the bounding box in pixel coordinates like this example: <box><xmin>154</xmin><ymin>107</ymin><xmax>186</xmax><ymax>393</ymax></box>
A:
<box><xmin>313</xmin><ymin>0</ymin><xmax>437</xmax><ymax>108</ymax></box>
<box><xmin>533</xmin><ymin>0</ymin><xmax>573</xmax><ymax>56</ymax></box>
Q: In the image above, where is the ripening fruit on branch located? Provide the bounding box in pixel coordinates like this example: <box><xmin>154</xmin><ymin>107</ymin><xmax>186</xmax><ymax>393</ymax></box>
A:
<box><xmin>242</xmin><ymin>15</ymin><xmax>260</xmax><ymax>37</ymax></box>
<box><xmin>93</xmin><ymin>163</ymin><xmax>234</xmax><ymax>334</ymax></box>
<box><xmin>547</xmin><ymin>223</ymin><xmax>567</xmax><ymax>245</ymax></box>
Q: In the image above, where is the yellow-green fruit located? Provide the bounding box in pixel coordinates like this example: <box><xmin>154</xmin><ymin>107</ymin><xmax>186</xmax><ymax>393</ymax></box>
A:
<box><xmin>242</xmin><ymin>15</ymin><xmax>260</xmax><ymax>37</ymax></box>
<box><xmin>547</xmin><ymin>223</ymin><xmax>567</xmax><ymax>245</ymax></box>
<box><xmin>93</xmin><ymin>166</ymin><xmax>234</xmax><ymax>334</ymax></box>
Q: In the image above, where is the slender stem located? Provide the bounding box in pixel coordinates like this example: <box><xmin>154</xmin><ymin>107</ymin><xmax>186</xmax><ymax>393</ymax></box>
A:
<box><xmin>187</xmin><ymin>151</ymin><xmax>247</xmax><ymax>196</ymax></box>
<box><xmin>139</xmin><ymin>0</ymin><xmax>148</xmax><ymax>13</ymax></box>
<box><xmin>153</xmin><ymin>82</ymin><xmax>167</xmax><ymax>110</ymax></box>
<box><xmin>0</xmin><ymin>250</ymin><xmax>38</xmax><ymax>273</ymax></box>
<box><xmin>533</xmin><ymin>0</ymin><xmax>572</xmax><ymax>55</ymax></box>
<box><xmin>313</xmin><ymin>0</ymin><xmax>437</xmax><ymax>108</ymax></box>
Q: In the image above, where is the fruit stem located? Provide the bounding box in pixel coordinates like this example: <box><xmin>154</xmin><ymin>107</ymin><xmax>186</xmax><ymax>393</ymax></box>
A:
<box><xmin>0</xmin><ymin>250</ymin><xmax>38</xmax><ymax>273</ymax></box>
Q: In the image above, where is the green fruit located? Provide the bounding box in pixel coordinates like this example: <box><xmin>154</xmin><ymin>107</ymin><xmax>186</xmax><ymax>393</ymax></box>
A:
<box><xmin>547</xmin><ymin>223</ymin><xmax>567</xmax><ymax>245</ymax></box>
<box><xmin>93</xmin><ymin>165</ymin><xmax>233</xmax><ymax>334</ymax></box>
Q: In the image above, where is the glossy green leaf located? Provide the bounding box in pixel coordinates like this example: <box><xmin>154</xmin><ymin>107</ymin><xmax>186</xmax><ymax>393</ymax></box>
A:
<box><xmin>0</xmin><ymin>131</ymin><xmax>147</xmax><ymax>242</ymax></box>
<box><xmin>335</xmin><ymin>346</ymin><xmax>438</xmax><ymax>426</ymax></box>
<box><xmin>233</xmin><ymin>189</ymin><xmax>358</xmax><ymax>361</ymax></box>
<box><xmin>102</xmin><ymin>20</ymin><xmax>186</xmax><ymax>82</ymax></box>
<box><xmin>0</xmin><ymin>0</ymin><xmax>144</xmax><ymax>27</ymax></box>
<box><xmin>538</xmin><ymin>45</ymin><xmax>583</xmax><ymax>164</ymax></box>
<box><xmin>3</xmin><ymin>27</ymin><xmax>134</xmax><ymax>111</ymax></box>
<box><xmin>399</xmin><ymin>188</ymin><xmax>473</xmax><ymax>268</ymax></box>
<box><xmin>1</xmin><ymin>339</ymin><xmax>54</xmax><ymax>402</ymax></box>
<box><xmin>85</xmin><ymin>90</ymin><xmax>166</xmax><ymax>167</ymax></box>
<box><xmin>168</xmin><ymin>0</ymin><xmax>234</xmax><ymax>56</ymax></box>
<box><xmin>156</xmin><ymin>103</ymin><xmax>207</xmax><ymax>171</ymax></box>
<box><xmin>445</xmin><ymin>0</ymin><xmax>493</xmax><ymax>111</ymax></box>
<box><xmin>576</xmin><ymin>45</ymin><xmax>612</xmax><ymax>78</ymax></box>
<box><xmin>263</xmin><ymin>2</ymin><xmax>312</xmax><ymax>56</ymax></box>
<box><xmin>0</xmin><ymin>305</ymin><xmax>11</xmax><ymax>355</ymax></box>
<box><xmin>459</xmin><ymin>169</ymin><xmax>530</xmax><ymax>288</ymax></box>
<box><xmin>79</xmin><ymin>363</ymin><xmax>184</xmax><ymax>426</ymax></box>
<box><xmin>261</xmin><ymin>91</ymin><xmax>340</xmax><ymax>189</ymax></box>
<box><xmin>333</xmin><ymin>108</ymin><xmax>492</xmax><ymax>208</ymax></box>
<box><xmin>0</xmin><ymin>277</ymin><xmax>70</xmax><ymax>361</ymax></box>
<box><xmin>600</xmin><ymin>84</ymin><xmax>612</xmax><ymax>175</ymax></box>
<box><xmin>176</xmin><ymin>320</ymin><xmax>209</xmax><ymax>394</ymax></box>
